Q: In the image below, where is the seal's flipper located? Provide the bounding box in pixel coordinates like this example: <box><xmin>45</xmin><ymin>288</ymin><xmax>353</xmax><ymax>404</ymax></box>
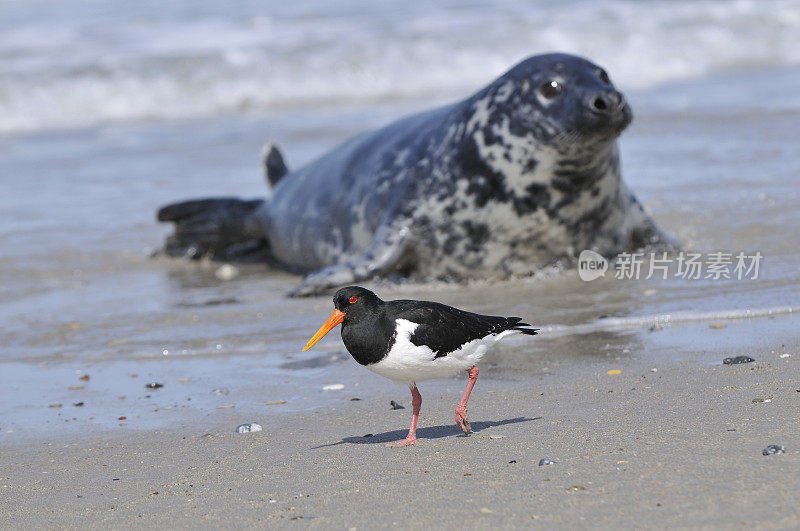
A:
<box><xmin>620</xmin><ymin>186</ymin><xmax>681</xmax><ymax>250</ymax></box>
<box><xmin>156</xmin><ymin>198</ymin><xmax>268</xmax><ymax>261</ymax></box>
<box><xmin>288</xmin><ymin>226</ymin><xmax>414</xmax><ymax>297</ymax></box>
<box><xmin>262</xmin><ymin>143</ymin><xmax>288</xmax><ymax>188</ymax></box>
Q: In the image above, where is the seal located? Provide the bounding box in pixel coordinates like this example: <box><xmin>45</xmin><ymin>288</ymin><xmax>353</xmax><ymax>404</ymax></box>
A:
<box><xmin>157</xmin><ymin>53</ymin><xmax>675</xmax><ymax>296</ymax></box>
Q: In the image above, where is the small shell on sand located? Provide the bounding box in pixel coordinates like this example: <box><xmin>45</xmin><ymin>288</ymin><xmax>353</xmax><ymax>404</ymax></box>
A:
<box><xmin>236</xmin><ymin>423</ymin><xmax>262</xmax><ymax>434</ymax></box>
<box><xmin>762</xmin><ymin>444</ymin><xmax>785</xmax><ymax>455</ymax></box>
<box><xmin>723</xmin><ymin>356</ymin><xmax>755</xmax><ymax>365</ymax></box>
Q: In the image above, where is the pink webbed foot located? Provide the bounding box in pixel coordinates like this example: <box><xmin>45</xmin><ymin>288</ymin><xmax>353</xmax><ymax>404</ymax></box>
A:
<box><xmin>386</xmin><ymin>434</ymin><xmax>417</xmax><ymax>448</ymax></box>
<box><xmin>455</xmin><ymin>405</ymin><xmax>471</xmax><ymax>435</ymax></box>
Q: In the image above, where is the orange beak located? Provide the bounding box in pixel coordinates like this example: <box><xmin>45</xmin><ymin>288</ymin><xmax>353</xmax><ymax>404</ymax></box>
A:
<box><xmin>302</xmin><ymin>309</ymin><xmax>346</xmax><ymax>352</ymax></box>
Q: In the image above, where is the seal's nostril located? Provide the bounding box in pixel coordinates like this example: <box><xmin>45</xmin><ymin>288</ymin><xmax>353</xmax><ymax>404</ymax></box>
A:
<box><xmin>592</xmin><ymin>96</ymin><xmax>608</xmax><ymax>112</ymax></box>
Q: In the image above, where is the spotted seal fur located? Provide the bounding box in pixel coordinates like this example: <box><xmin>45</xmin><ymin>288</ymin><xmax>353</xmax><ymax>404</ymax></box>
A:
<box><xmin>157</xmin><ymin>53</ymin><xmax>675</xmax><ymax>296</ymax></box>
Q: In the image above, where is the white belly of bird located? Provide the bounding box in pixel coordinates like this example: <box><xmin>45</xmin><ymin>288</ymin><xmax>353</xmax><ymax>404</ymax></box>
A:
<box><xmin>366</xmin><ymin>319</ymin><xmax>514</xmax><ymax>384</ymax></box>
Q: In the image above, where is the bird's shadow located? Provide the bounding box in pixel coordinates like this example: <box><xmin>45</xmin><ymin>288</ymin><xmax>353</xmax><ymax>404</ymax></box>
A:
<box><xmin>311</xmin><ymin>416</ymin><xmax>541</xmax><ymax>449</ymax></box>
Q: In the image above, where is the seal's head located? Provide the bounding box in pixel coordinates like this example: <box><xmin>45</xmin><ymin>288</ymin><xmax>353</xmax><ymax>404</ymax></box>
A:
<box><xmin>484</xmin><ymin>53</ymin><xmax>632</xmax><ymax>148</ymax></box>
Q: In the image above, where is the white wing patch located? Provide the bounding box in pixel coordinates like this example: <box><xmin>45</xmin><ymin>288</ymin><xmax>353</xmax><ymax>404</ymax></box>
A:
<box><xmin>366</xmin><ymin>319</ymin><xmax>512</xmax><ymax>384</ymax></box>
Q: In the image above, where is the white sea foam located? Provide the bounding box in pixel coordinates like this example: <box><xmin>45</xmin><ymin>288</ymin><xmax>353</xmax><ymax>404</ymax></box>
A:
<box><xmin>528</xmin><ymin>306</ymin><xmax>798</xmax><ymax>339</ymax></box>
<box><xmin>2</xmin><ymin>0</ymin><xmax>800</xmax><ymax>134</ymax></box>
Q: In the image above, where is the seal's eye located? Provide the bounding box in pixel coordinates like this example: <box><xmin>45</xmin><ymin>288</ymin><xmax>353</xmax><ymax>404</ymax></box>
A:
<box><xmin>540</xmin><ymin>80</ymin><xmax>562</xmax><ymax>99</ymax></box>
<box><xmin>348</xmin><ymin>296</ymin><xmax>358</xmax><ymax>304</ymax></box>
<box><xmin>597</xmin><ymin>69</ymin><xmax>610</xmax><ymax>85</ymax></box>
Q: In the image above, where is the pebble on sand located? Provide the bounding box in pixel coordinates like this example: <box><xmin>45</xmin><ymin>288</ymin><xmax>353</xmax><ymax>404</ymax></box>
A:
<box><xmin>762</xmin><ymin>444</ymin><xmax>785</xmax><ymax>456</ymax></box>
<box><xmin>607</xmin><ymin>369</ymin><xmax>622</xmax><ymax>375</ymax></box>
<box><xmin>322</xmin><ymin>384</ymin><xmax>345</xmax><ymax>391</ymax></box>
<box><xmin>236</xmin><ymin>423</ymin><xmax>263</xmax><ymax>434</ymax></box>
<box><xmin>215</xmin><ymin>264</ymin><xmax>239</xmax><ymax>280</ymax></box>
<box><xmin>723</xmin><ymin>356</ymin><xmax>755</xmax><ymax>365</ymax></box>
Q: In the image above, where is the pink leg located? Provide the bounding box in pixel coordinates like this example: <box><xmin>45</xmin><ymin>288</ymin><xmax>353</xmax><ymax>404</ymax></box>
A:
<box><xmin>387</xmin><ymin>384</ymin><xmax>422</xmax><ymax>448</ymax></box>
<box><xmin>455</xmin><ymin>365</ymin><xmax>479</xmax><ymax>434</ymax></box>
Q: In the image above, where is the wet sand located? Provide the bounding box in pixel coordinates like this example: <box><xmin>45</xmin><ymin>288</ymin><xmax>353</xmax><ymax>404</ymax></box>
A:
<box><xmin>4</xmin><ymin>316</ymin><xmax>798</xmax><ymax>528</ymax></box>
<box><xmin>3</xmin><ymin>1</ymin><xmax>800</xmax><ymax>526</ymax></box>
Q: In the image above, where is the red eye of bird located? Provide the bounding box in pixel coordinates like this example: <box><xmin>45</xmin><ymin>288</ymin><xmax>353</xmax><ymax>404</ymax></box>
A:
<box><xmin>349</xmin><ymin>296</ymin><xmax>358</xmax><ymax>304</ymax></box>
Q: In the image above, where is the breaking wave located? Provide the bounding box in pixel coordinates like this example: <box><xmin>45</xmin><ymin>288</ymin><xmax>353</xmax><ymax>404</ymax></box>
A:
<box><xmin>2</xmin><ymin>0</ymin><xmax>800</xmax><ymax>134</ymax></box>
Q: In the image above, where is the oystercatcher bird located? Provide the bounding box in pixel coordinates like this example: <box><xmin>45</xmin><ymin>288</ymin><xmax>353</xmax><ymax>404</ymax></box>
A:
<box><xmin>302</xmin><ymin>286</ymin><xmax>538</xmax><ymax>447</ymax></box>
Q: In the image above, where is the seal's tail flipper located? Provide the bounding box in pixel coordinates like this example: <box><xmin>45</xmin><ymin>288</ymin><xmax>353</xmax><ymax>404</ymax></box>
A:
<box><xmin>156</xmin><ymin>198</ymin><xmax>268</xmax><ymax>261</ymax></box>
<box><xmin>262</xmin><ymin>143</ymin><xmax>288</xmax><ymax>188</ymax></box>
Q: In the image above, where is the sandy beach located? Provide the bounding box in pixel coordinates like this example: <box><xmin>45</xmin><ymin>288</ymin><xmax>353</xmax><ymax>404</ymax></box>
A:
<box><xmin>3</xmin><ymin>1</ymin><xmax>800</xmax><ymax>528</ymax></box>
<box><xmin>4</xmin><ymin>312</ymin><xmax>799</xmax><ymax>528</ymax></box>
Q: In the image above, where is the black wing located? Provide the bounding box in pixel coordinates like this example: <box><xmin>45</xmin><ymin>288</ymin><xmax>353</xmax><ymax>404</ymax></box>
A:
<box><xmin>389</xmin><ymin>300</ymin><xmax>537</xmax><ymax>358</ymax></box>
